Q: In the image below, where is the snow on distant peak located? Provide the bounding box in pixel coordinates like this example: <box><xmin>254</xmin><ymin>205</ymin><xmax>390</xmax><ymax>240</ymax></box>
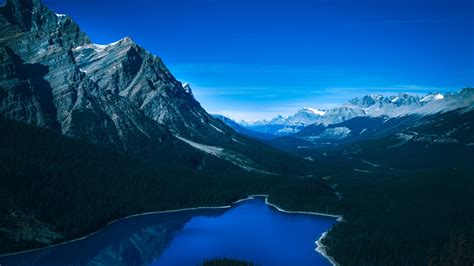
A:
<box><xmin>370</xmin><ymin>94</ymin><xmax>383</xmax><ymax>99</ymax></box>
<box><xmin>420</xmin><ymin>93</ymin><xmax>444</xmax><ymax>102</ymax></box>
<box><xmin>239</xmin><ymin>90</ymin><xmax>472</xmax><ymax>137</ymax></box>
<box><xmin>303</xmin><ymin>107</ymin><xmax>326</xmax><ymax>116</ymax></box>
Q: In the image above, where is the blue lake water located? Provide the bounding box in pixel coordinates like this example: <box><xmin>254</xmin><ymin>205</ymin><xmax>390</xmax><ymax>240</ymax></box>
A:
<box><xmin>0</xmin><ymin>197</ymin><xmax>337</xmax><ymax>266</ymax></box>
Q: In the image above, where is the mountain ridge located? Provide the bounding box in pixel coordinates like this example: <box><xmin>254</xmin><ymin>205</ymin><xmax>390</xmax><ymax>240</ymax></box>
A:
<box><xmin>236</xmin><ymin>89</ymin><xmax>473</xmax><ymax>137</ymax></box>
<box><xmin>0</xmin><ymin>0</ymin><xmax>309</xmax><ymax>174</ymax></box>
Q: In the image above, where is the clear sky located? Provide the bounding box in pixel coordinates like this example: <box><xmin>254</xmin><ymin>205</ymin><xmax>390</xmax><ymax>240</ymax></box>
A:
<box><xmin>13</xmin><ymin>0</ymin><xmax>474</xmax><ymax>120</ymax></box>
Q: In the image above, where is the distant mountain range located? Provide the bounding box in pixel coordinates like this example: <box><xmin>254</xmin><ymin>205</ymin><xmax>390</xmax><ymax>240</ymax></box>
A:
<box><xmin>221</xmin><ymin>90</ymin><xmax>473</xmax><ymax>138</ymax></box>
<box><xmin>212</xmin><ymin>114</ymin><xmax>276</xmax><ymax>140</ymax></box>
<box><xmin>215</xmin><ymin>89</ymin><xmax>474</xmax><ymax>163</ymax></box>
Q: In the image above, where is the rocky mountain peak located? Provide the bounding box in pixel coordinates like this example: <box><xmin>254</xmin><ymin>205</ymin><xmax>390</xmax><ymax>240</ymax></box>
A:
<box><xmin>4</xmin><ymin>0</ymin><xmax>42</xmax><ymax>15</ymax></box>
<box><xmin>347</xmin><ymin>93</ymin><xmax>423</xmax><ymax>109</ymax></box>
<box><xmin>348</xmin><ymin>94</ymin><xmax>380</xmax><ymax>108</ymax></box>
<box><xmin>0</xmin><ymin>0</ymin><xmax>333</xmax><ymax>174</ymax></box>
<box><xmin>3</xmin><ymin>0</ymin><xmax>50</xmax><ymax>31</ymax></box>
<box><xmin>459</xmin><ymin>87</ymin><xmax>474</xmax><ymax>96</ymax></box>
<box><xmin>182</xmin><ymin>83</ymin><xmax>194</xmax><ymax>96</ymax></box>
<box><xmin>1</xmin><ymin>0</ymin><xmax>90</xmax><ymax>59</ymax></box>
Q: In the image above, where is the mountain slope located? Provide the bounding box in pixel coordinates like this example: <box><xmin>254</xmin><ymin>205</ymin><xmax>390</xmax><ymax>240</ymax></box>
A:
<box><xmin>0</xmin><ymin>0</ymin><xmax>310</xmax><ymax>174</ymax></box>
<box><xmin>341</xmin><ymin>108</ymin><xmax>474</xmax><ymax>169</ymax></box>
<box><xmin>0</xmin><ymin>117</ymin><xmax>337</xmax><ymax>254</ymax></box>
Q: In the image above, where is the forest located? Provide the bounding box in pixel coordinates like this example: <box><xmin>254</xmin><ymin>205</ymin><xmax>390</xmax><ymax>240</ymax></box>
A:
<box><xmin>0</xmin><ymin>117</ymin><xmax>473</xmax><ymax>265</ymax></box>
<box><xmin>0</xmin><ymin>117</ymin><xmax>337</xmax><ymax>254</ymax></box>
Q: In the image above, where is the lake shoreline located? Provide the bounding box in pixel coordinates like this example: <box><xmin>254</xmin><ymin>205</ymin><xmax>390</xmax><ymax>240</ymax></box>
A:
<box><xmin>0</xmin><ymin>194</ymin><xmax>342</xmax><ymax>266</ymax></box>
<box><xmin>316</xmin><ymin>232</ymin><xmax>340</xmax><ymax>266</ymax></box>
<box><xmin>262</xmin><ymin>195</ymin><xmax>343</xmax><ymax>266</ymax></box>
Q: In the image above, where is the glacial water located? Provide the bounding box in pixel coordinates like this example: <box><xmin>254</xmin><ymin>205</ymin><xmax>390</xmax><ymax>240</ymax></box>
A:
<box><xmin>0</xmin><ymin>197</ymin><xmax>337</xmax><ymax>266</ymax></box>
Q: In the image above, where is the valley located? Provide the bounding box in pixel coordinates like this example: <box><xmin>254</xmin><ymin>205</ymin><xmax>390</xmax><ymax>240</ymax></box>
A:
<box><xmin>0</xmin><ymin>0</ymin><xmax>473</xmax><ymax>265</ymax></box>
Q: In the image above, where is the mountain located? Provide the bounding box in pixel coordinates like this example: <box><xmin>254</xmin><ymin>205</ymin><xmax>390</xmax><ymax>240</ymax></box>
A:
<box><xmin>347</xmin><ymin>93</ymin><xmax>431</xmax><ymax>117</ymax></box>
<box><xmin>0</xmin><ymin>0</ymin><xmax>309</xmax><ymax>174</ymax></box>
<box><xmin>265</xmin><ymin>88</ymin><xmax>474</xmax><ymax>157</ymax></box>
<box><xmin>213</xmin><ymin>114</ymin><xmax>276</xmax><ymax>140</ymax></box>
<box><xmin>241</xmin><ymin>107</ymin><xmax>325</xmax><ymax>136</ymax></box>
<box><xmin>239</xmin><ymin>90</ymin><xmax>470</xmax><ymax>138</ymax></box>
<box><xmin>340</xmin><ymin>108</ymin><xmax>474</xmax><ymax>169</ymax></box>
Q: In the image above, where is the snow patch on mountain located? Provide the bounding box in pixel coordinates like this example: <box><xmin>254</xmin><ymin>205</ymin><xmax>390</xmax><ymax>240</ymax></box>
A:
<box><xmin>420</xmin><ymin>93</ymin><xmax>444</xmax><ymax>102</ymax></box>
<box><xmin>175</xmin><ymin>136</ymin><xmax>223</xmax><ymax>156</ymax></box>
<box><xmin>415</xmin><ymin>89</ymin><xmax>474</xmax><ymax>115</ymax></box>
<box><xmin>388</xmin><ymin>130</ymin><xmax>460</xmax><ymax>149</ymax></box>
<box><xmin>303</xmin><ymin>107</ymin><xmax>326</xmax><ymax>116</ymax></box>
<box><xmin>209</xmin><ymin>123</ymin><xmax>225</xmax><ymax>134</ymax></box>
<box><xmin>277</xmin><ymin>126</ymin><xmax>301</xmax><ymax>134</ymax></box>
<box><xmin>304</xmin><ymin>127</ymin><xmax>351</xmax><ymax>141</ymax></box>
<box><xmin>182</xmin><ymin>83</ymin><xmax>193</xmax><ymax>96</ymax></box>
<box><xmin>73</xmin><ymin>37</ymin><xmax>133</xmax><ymax>56</ymax></box>
<box><xmin>388</xmin><ymin>133</ymin><xmax>415</xmax><ymax>149</ymax></box>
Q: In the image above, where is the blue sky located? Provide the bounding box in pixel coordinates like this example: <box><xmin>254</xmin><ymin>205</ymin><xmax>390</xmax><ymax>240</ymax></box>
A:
<box><xmin>18</xmin><ymin>0</ymin><xmax>474</xmax><ymax>120</ymax></box>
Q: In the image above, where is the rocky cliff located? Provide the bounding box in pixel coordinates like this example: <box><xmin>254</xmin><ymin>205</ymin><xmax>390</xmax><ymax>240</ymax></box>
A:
<box><xmin>0</xmin><ymin>0</ymin><xmax>303</xmax><ymax>173</ymax></box>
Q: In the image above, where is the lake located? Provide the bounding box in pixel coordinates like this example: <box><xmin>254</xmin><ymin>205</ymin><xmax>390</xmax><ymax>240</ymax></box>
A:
<box><xmin>0</xmin><ymin>196</ymin><xmax>338</xmax><ymax>266</ymax></box>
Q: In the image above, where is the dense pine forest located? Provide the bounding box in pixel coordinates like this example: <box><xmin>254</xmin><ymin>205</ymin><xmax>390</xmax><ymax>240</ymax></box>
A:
<box><xmin>322</xmin><ymin>167</ymin><xmax>474</xmax><ymax>265</ymax></box>
<box><xmin>1</xmin><ymin>117</ymin><xmax>473</xmax><ymax>265</ymax></box>
<box><xmin>0</xmin><ymin>117</ymin><xmax>337</xmax><ymax>254</ymax></box>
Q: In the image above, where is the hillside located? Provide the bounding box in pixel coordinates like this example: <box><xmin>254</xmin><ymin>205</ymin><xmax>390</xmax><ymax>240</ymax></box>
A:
<box><xmin>0</xmin><ymin>0</ymin><xmax>310</xmax><ymax>175</ymax></box>
<box><xmin>0</xmin><ymin>117</ymin><xmax>337</xmax><ymax>254</ymax></box>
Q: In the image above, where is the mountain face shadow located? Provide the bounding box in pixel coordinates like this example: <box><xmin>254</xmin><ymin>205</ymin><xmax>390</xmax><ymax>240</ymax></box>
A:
<box><xmin>3</xmin><ymin>46</ymin><xmax>60</xmax><ymax>130</ymax></box>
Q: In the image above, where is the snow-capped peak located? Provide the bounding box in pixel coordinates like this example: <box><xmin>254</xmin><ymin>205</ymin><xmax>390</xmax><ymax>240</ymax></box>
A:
<box><xmin>238</xmin><ymin>89</ymin><xmax>472</xmax><ymax>137</ymax></box>
<box><xmin>182</xmin><ymin>83</ymin><xmax>193</xmax><ymax>95</ymax></box>
<box><xmin>302</xmin><ymin>107</ymin><xmax>326</xmax><ymax>116</ymax></box>
<box><xmin>420</xmin><ymin>93</ymin><xmax>444</xmax><ymax>103</ymax></box>
<box><xmin>73</xmin><ymin>37</ymin><xmax>134</xmax><ymax>54</ymax></box>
